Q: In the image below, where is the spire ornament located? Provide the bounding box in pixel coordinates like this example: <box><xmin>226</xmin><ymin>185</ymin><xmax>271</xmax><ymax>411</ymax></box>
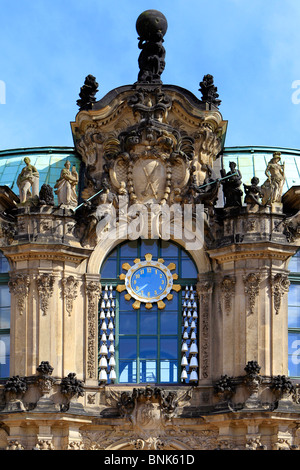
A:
<box><xmin>199</xmin><ymin>74</ymin><xmax>221</xmax><ymax>108</ymax></box>
<box><xmin>77</xmin><ymin>74</ymin><xmax>99</xmax><ymax>111</ymax></box>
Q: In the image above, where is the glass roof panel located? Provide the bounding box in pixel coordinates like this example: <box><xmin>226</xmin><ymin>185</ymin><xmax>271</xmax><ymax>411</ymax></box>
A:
<box><xmin>0</xmin><ymin>148</ymin><xmax>80</xmax><ymax>204</ymax></box>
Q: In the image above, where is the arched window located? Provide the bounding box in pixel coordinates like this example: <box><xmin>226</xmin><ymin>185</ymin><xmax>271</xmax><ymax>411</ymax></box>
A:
<box><xmin>99</xmin><ymin>239</ymin><xmax>198</xmax><ymax>384</ymax></box>
<box><xmin>0</xmin><ymin>252</ymin><xmax>10</xmax><ymax>378</ymax></box>
<box><xmin>288</xmin><ymin>251</ymin><xmax>300</xmax><ymax>377</ymax></box>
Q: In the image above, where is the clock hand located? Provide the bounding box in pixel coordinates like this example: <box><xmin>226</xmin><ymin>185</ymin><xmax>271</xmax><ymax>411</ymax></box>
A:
<box><xmin>136</xmin><ymin>284</ymin><xmax>148</xmax><ymax>293</ymax></box>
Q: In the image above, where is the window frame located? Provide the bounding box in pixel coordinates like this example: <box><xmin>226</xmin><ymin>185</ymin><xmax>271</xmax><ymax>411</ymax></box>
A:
<box><xmin>0</xmin><ymin>253</ymin><xmax>10</xmax><ymax>380</ymax></box>
<box><xmin>99</xmin><ymin>239</ymin><xmax>198</xmax><ymax>385</ymax></box>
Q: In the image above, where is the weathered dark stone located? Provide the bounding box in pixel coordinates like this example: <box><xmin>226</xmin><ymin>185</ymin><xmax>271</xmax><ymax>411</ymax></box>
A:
<box><xmin>136</xmin><ymin>10</ymin><xmax>168</xmax><ymax>84</ymax></box>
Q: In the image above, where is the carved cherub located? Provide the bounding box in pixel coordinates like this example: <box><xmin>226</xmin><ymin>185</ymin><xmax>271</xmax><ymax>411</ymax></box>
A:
<box><xmin>243</xmin><ymin>177</ymin><xmax>263</xmax><ymax>207</ymax></box>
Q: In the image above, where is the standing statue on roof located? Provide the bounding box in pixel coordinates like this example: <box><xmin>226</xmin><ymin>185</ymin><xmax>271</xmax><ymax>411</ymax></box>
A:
<box><xmin>136</xmin><ymin>10</ymin><xmax>168</xmax><ymax>84</ymax></box>
<box><xmin>54</xmin><ymin>161</ymin><xmax>78</xmax><ymax>208</ymax></box>
<box><xmin>261</xmin><ymin>152</ymin><xmax>285</xmax><ymax>205</ymax></box>
<box><xmin>220</xmin><ymin>161</ymin><xmax>243</xmax><ymax>207</ymax></box>
<box><xmin>17</xmin><ymin>157</ymin><xmax>40</xmax><ymax>203</ymax></box>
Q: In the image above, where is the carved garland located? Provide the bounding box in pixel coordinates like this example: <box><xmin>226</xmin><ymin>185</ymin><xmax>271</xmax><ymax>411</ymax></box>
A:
<box><xmin>8</xmin><ymin>273</ymin><xmax>30</xmax><ymax>315</ymax></box>
<box><xmin>86</xmin><ymin>281</ymin><xmax>101</xmax><ymax>379</ymax></box>
<box><xmin>220</xmin><ymin>276</ymin><xmax>236</xmax><ymax>315</ymax></box>
<box><xmin>270</xmin><ymin>273</ymin><xmax>290</xmax><ymax>315</ymax></box>
<box><xmin>62</xmin><ymin>276</ymin><xmax>79</xmax><ymax>316</ymax></box>
<box><xmin>196</xmin><ymin>281</ymin><xmax>213</xmax><ymax>379</ymax></box>
<box><xmin>36</xmin><ymin>273</ymin><xmax>55</xmax><ymax>316</ymax></box>
<box><xmin>243</xmin><ymin>273</ymin><xmax>261</xmax><ymax>316</ymax></box>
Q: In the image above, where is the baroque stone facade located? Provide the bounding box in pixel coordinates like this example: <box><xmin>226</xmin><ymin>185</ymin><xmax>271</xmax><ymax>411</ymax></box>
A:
<box><xmin>0</xmin><ymin>10</ymin><xmax>300</xmax><ymax>451</ymax></box>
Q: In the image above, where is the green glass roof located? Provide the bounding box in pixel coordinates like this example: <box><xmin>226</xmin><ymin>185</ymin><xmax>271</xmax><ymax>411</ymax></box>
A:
<box><xmin>0</xmin><ymin>147</ymin><xmax>80</xmax><ymax>204</ymax></box>
<box><xmin>0</xmin><ymin>145</ymin><xmax>299</xmax><ymax>207</ymax></box>
<box><xmin>223</xmin><ymin>146</ymin><xmax>300</xmax><ymax>193</ymax></box>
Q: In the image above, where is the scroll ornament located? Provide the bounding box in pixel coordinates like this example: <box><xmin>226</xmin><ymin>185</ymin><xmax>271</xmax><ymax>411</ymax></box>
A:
<box><xmin>36</xmin><ymin>273</ymin><xmax>55</xmax><ymax>316</ymax></box>
<box><xmin>62</xmin><ymin>276</ymin><xmax>79</xmax><ymax>316</ymax></box>
<box><xmin>221</xmin><ymin>276</ymin><xmax>236</xmax><ymax>314</ymax></box>
<box><xmin>8</xmin><ymin>274</ymin><xmax>30</xmax><ymax>315</ymax></box>
<box><xmin>243</xmin><ymin>273</ymin><xmax>261</xmax><ymax>315</ymax></box>
<box><xmin>270</xmin><ymin>273</ymin><xmax>290</xmax><ymax>315</ymax></box>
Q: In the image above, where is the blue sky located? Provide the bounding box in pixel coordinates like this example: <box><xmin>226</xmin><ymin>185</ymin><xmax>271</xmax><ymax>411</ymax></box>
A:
<box><xmin>1</xmin><ymin>0</ymin><xmax>300</xmax><ymax>151</ymax></box>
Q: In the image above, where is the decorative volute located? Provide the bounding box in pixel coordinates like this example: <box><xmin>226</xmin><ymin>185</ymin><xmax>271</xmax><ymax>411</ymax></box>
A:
<box><xmin>71</xmin><ymin>10</ymin><xmax>227</xmax><ymax>221</ymax></box>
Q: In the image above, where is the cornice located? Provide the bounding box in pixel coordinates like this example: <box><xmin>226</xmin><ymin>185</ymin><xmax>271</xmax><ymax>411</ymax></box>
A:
<box><xmin>207</xmin><ymin>242</ymin><xmax>298</xmax><ymax>264</ymax></box>
<box><xmin>1</xmin><ymin>243</ymin><xmax>92</xmax><ymax>265</ymax></box>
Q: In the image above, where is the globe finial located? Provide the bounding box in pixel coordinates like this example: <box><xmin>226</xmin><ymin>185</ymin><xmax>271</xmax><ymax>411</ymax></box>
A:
<box><xmin>136</xmin><ymin>10</ymin><xmax>168</xmax><ymax>84</ymax></box>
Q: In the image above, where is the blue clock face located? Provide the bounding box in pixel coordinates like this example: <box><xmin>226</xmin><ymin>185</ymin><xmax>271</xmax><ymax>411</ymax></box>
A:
<box><xmin>125</xmin><ymin>259</ymin><xmax>173</xmax><ymax>304</ymax></box>
<box><xmin>130</xmin><ymin>266</ymin><xmax>167</xmax><ymax>300</ymax></box>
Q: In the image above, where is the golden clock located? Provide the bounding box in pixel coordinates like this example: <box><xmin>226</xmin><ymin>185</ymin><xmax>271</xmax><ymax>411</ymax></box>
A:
<box><xmin>116</xmin><ymin>253</ymin><xmax>181</xmax><ymax>310</ymax></box>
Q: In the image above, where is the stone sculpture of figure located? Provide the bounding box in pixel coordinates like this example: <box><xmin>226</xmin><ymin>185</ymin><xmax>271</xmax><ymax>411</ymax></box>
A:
<box><xmin>220</xmin><ymin>161</ymin><xmax>243</xmax><ymax>207</ymax></box>
<box><xmin>136</xmin><ymin>10</ymin><xmax>168</xmax><ymax>84</ymax></box>
<box><xmin>54</xmin><ymin>161</ymin><xmax>78</xmax><ymax>207</ymax></box>
<box><xmin>17</xmin><ymin>157</ymin><xmax>39</xmax><ymax>203</ymax></box>
<box><xmin>261</xmin><ymin>152</ymin><xmax>285</xmax><ymax>206</ymax></box>
<box><xmin>193</xmin><ymin>164</ymin><xmax>220</xmax><ymax>209</ymax></box>
<box><xmin>244</xmin><ymin>177</ymin><xmax>263</xmax><ymax>207</ymax></box>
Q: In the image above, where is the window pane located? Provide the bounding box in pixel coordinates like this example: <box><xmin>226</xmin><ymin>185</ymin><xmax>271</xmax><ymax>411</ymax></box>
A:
<box><xmin>0</xmin><ymin>254</ymin><xmax>9</xmax><ymax>273</ymax></box>
<box><xmin>160</xmin><ymin>360</ymin><xmax>178</xmax><ymax>383</ymax></box>
<box><xmin>288</xmin><ymin>306</ymin><xmax>300</xmax><ymax>328</ymax></box>
<box><xmin>120</xmin><ymin>240</ymin><xmax>138</xmax><ymax>258</ymax></box>
<box><xmin>0</xmin><ymin>286</ymin><xmax>10</xmax><ymax>307</ymax></box>
<box><xmin>160</xmin><ymin>311</ymin><xmax>178</xmax><ymax>335</ymax></box>
<box><xmin>140</xmin><ymin>310</ymin><xmax>157</xmax><ymax>335</ymax></box>
<box><xmin>119</xmin><ymin>292</ymin><xmax>132</xmax><ymax>310</ymax></box>
<box><xmin>101</xmin><ymin>258</ymin><xmax>117</xmax><ymax>278</ymax></box>
<box><xmin>288</xmin><ymin>332</ymin><xmax>300</xmax><ymax>376</ymax></box>
<box><xmin>140</xmin><ymin>337</ymin><xmax>157</xmax><ymax>359</ymax></box>
<box><xmin>140</xmin><ymin>360</ymin><xmax>157</xmax><ymax>382</ymax></box>
<box><xmin>119</xmin><ymin>337</ymin><xmax>137</xmax><ymax>359</ymax></box>
<box><xmin>0</xmin><ymin>307</ymin><xmax>10</xmax><ymax>329</ymax></box>
<box><xmin>0</xmin><ymin>334</ymin><xmax>10</xmax><ymax>378</ymax></box>
<box><xmin>163</xmin><ymin>293</ymin><xmax>178</xmax><ymax>311</ymax></box>
<box><xmin>119</xmin><ymin>312</ymin><xmax>137</xmax><ymax>335</ymax></box>
<box><xmin>141</xmin><ymin>240</ymin><xmax>158</xmax><ymax>258</ymax></box>
<box><xmin>119</xmin><ymin>360</ymin><xmax>137</xmax><ymax>383</ymax></box>
<box><xmin>160</xmin><ymin>337</ymin><xmax>178</xmax><ymax>359</ymax></box>
<box><xmin>289</xmin><ymin>284</ymin><xmax>300</xmax><ymax>306</ymax></box>
<box><xmin>289</xmin><ymin>252</ymin><xmax>300</xmax><ymax>273</ymax></box>
<box><xmin>181</xmin><ymin>259</ymin><xmax>197</xmax><ymax>278</ymax></box>
<box><xmin>161</xmin><ymin>241</ymin><xmax>178</xmax><ymax>258</ymax></box>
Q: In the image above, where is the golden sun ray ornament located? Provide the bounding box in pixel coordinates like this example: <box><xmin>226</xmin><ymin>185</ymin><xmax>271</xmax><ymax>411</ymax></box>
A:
<box><xmin>116</xmin><ymin>253</ymin><xmax>181</xmax><ymax>310</ymax></box>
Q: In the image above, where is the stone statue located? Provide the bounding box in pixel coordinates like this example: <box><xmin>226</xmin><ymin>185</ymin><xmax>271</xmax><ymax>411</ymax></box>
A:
<box><xmin>17</xmin><ymin>157</ymin><xmax>39</xmax><ymax>203</ymax></box>
<box><xmin>199</xmin><ymin>74</ymin><xmax>221</xmax><ymax>108</ymax></box>
<box><xmin>193</xmin><ymin>164</ymin><xmax>220</xmax><ymax>209</ymax></box>
<box><xmin>136</xmin><ymin>10</ymin><xmax>168</xmax><ymax>84</ymax></box>
<box><xmin>77</xmin><ymin>74</ymin><xmax>99</xmax><ymax>111</ymax></box>
<box><xmin>220</xmin><ymin>162</ymin><xmax>243</xmax><ymax>207</ymax></box>
<box><xmin>54</xmin><ymin>161</ymin><xmax>78</xmax><ymax>207</ymax></box>
<box><xmin>39</xmin><ymin>184</ymin><xmax>54</xmax><ymax>206</ymax></box>
<box><xmin>244</xmin><ymin>177</ymin><xmax>263</xmax><ymax>207</ymax></box>
<box><xmin>261</xmin><ymin>152</ymin><xmax>285</xmax><ymax>205</ymax></box>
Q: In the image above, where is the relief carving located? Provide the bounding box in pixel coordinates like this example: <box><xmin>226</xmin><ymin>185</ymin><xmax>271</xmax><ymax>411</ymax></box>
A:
<box><xmin>196</xmin><ymin>281</ymin><xmax>213</xmax><ymax>379</ymax></box>
<box><xmin>193</xmin><ymin>122</ymin><xmax>221</xmax><ymax>186</ymax></box>
<box><xmin>62</xmin><ymin>276</ymin><xmax>79</xmax><ymax>316</ymax></box>
<box><xmin>270</xmin><ymin>273</ymin><xmax>290</xmax><ymax>315</ymax></box>
<box><xmin>243</xmin><ymin>273</ymin><xmax>261</xmax><ymax>316</ymax></box>
<box><xmin>86</xmin><ymin>280</ymin><xmax>101</xmax><ymax>379</ymax></box>
<box><xmin>220</xmin><ymin>276</ymin><xmax>236</xmax><ymax>315</ymax></box>
<box><xmin>36</xmin><ymin>274</ymin><xmax>55</xmax><ymax>316</ymax></box>
<box><xmin>106</xmin><ymin>386</ymin><xmax>191</xmax><ymax>428</ymax></box>
<box><xmin>8</xmin><ymin>273</ymin><xmax>30</xmax><ymax>315</ymax></box>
